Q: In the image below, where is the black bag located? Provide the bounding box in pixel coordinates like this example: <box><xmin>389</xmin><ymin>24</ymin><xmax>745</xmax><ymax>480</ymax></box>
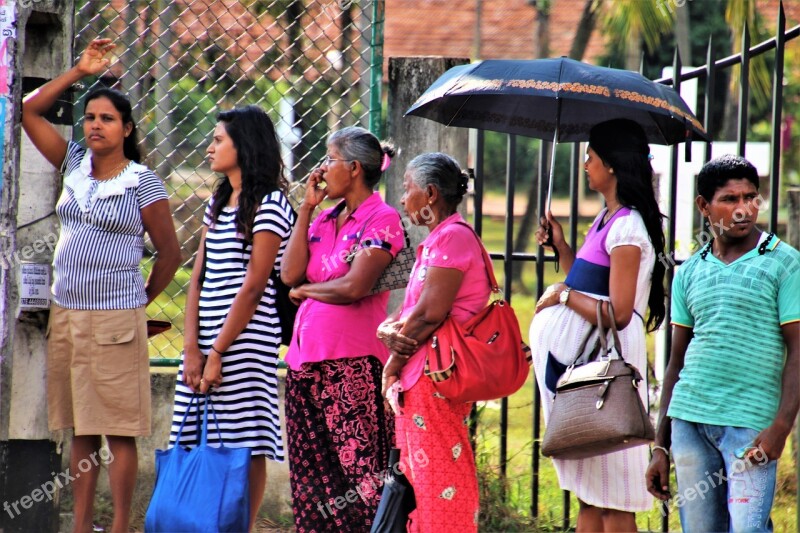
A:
<box><xmin>371</xmin><ymin>449</ymin><xmax>416</xmax><ymax>533</ymax></box>
<box><xmin>199</xmin><ymin>202</ymin><xmax>298</xmax><ymax>347</ymax></box>
<box><xmin>270</xmin><ymin>270</ymin><xmax>297</xmax><ymax>346</ymax></box>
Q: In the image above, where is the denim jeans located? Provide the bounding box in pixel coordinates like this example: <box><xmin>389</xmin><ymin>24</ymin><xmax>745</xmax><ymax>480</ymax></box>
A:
<box><xmin>670</xmin><ymin>418</ymin><xmax>777</xmax><ymax>533</ymax></box>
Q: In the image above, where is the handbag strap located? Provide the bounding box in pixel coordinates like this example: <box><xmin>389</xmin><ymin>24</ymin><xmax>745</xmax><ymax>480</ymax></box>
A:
<box><xmin>173</xmin><ymin>393</ymin><xmax>200</xmax><ymax>445</ymax></box>
<box><xmin>453</xmin><ymin>221</ymin><xmax>500</xmax><ymax>293</ymax></box>
<box><xmin>200</xmin><ymin>394</ymin><xmax>225</xmax><ymax>447</ymax></box>
<box><xmin>350</xmin><ymin>210</ymin><xmax>411</xmax><ymax>263</ymax></box>
<box><xmin>596</xmin><ymin>300</ymin><xmax>624</xmax><ymax>360</ymax></box>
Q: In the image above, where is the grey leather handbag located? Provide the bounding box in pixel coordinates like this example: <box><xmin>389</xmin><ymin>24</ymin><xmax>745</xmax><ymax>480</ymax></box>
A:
<box><xmin>541</xmin><ymin>301</ymin><xmax>655</xmax><ymax>460</ymax></box>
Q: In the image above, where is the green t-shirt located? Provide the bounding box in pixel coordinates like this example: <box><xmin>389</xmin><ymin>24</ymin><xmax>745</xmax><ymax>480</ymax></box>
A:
<box><xmin>668</xmin><ymin>234</ymin><xmax>800</xmax><ymax>431</ymax></box>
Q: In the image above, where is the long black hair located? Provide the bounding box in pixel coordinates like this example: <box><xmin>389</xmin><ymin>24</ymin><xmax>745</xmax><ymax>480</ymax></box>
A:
<box><xmin>589</xmin><ymin>119</ymin><xmax>666</xmax><ymax>332</ymax></box>
<box><xmin>84</xmin><ymin>88</ymin><xmax>141</xmax><ymax>162</ymax></box>
<box><xmin>209</xmin><ymin>105</ymin><xmax>287</xmax><ymax>241</ymax></box>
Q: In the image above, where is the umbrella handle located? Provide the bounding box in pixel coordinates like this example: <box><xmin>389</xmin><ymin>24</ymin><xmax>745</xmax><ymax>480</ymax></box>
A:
<box><xmin>543</xmin><ymin>229</ymin><xmax>560</xmax><ymax>273</ymax></box>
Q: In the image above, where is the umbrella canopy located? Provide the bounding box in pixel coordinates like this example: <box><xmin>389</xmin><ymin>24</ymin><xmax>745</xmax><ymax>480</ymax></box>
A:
<box><xmin>405</xmin><ymin>57</ymin><xmax>708</xmax><ymax>145</ymax></box>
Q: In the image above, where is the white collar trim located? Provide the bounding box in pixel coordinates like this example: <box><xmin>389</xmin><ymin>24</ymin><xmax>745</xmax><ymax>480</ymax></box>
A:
<box><xmin>64</xmin><ymin>149</ymin><xmax>145</xmax><ymax>212</ymax></box>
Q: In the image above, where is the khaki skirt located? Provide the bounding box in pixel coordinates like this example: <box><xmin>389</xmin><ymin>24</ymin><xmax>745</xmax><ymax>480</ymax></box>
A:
<box><xmin>47</xmin><ymin>303</ymin><xmax>151</xmax><ymax>437</ymax></box>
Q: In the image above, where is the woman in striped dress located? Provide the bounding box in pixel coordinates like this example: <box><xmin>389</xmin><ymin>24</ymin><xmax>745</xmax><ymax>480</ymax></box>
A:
<box><xmin>22</xmin><ymin>39</ymin><xmax>181</xmax><ymax>532</ymax></box>
<box><xmin>169</xmin><ymin>105</ymin><xmax>295</xmax><ymax>530</ymax></box>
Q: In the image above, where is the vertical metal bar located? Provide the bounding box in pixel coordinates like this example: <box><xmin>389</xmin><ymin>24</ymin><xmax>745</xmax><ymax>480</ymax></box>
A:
<box><xmin>474</xmin><ymin>130</ymin><xmax>485</xmax><ymax>236</ymax></box>
<box><xmin>532</xmin><ymin>138</ymin><xmax>549</xmax><ymax>520</ymax></box>
<box><xmin>737</xmin><ymin>23</ymin><xmax>750</xmax><ymax>157</ymax></box>
<box><xmin>368</xmin><ymin>0</ymin><xmax>385</xmax><ymax>135</ymax></box>
<box><xmin>569</xmin><ymin>143</ymin><xmax>580</xmax><ymax>250</ymax></box>
<box><xmin>500</xmin><ymin>134</ymin><xmax>516</xmax><ymax>490</ymax></box>
<box><xmin>704</xmin><ymin>37</ymin><xmax>715</xmax><ymax>163</ymax></box>
<box><xmin>659</xmin><ymin>46</ymin><xmax>684</xmax><ymax>533</ymax></box>
<box><xmin>769</xmin><ymin>3</ymin><xmax>785</xmax><ymax>233</ymax></box>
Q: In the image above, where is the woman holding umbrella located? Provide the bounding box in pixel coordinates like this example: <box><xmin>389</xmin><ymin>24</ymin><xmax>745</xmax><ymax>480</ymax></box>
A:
<box><xmin>531</xmin><ymin>119</ymin><xmax>666</xmax><ymax>531</ymax></box>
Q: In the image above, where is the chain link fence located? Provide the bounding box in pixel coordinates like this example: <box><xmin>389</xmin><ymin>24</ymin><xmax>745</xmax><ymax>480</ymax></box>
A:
<box><xmin>73</xmin><ymin>0</ymin><xmax>384</xmax><ymax>358</ymax></box>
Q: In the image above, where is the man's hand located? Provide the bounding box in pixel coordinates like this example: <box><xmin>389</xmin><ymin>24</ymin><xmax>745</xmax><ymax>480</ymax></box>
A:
<box><xmin>750</xmin><ymin>423</ymin><xmax>791</xmax><ymax>462</ymax></box>
<box><xmin>645</xmin><ymin>449</ymin><xmax>671</xmax><ymax>501</ymax></box>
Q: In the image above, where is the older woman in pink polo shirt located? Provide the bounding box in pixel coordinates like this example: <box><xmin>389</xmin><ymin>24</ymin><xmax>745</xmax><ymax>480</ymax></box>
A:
<box><xmin>281</xmin><ymin>126</ymin><xmax>405</xmax><ymax>532</ymax></box>
<box><xmin>378</xmin><ymin>152</ymin><xmax>490</xmax><ymax>532</ymax></box>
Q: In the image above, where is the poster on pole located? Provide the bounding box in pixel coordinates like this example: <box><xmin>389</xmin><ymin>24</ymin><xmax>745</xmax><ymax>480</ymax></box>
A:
<box><xmin>0</xmin><ymin>0</ymin><xmax>14</xmax><ymax>195</ymax></box>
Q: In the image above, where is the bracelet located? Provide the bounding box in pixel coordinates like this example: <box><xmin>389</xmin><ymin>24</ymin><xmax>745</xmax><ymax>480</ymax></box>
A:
<box><xmin>210</xmin><ymin>346</ymin><xmax>224</xmax><ymax>355</ymax></box>
<box><xmin>651</xmin><ymin>445</ymin><xmax>670</xmax><ymax>457</ymax></box>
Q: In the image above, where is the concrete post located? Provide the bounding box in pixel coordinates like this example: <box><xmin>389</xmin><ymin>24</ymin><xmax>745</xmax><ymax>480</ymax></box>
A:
<box><xmin>0</xmin><ymin>2</ymin><xmax>73</xmax><ymax>531</ymax></box>
<box><xmin>384</xmin><ymin>57</ymin><xmax>470</xmax><ymax>309</ymax></box>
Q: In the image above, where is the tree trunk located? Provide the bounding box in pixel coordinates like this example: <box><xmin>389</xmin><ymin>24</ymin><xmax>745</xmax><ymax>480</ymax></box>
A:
<box><xmin>569</xmin><ymin>0</ymin><xmax>600</xmax><ymax>61</ymax></box>
<box><xmin>625</xmin><ymin>27</ymin><xmax>642</xmax><ymax>71</ymax></box>
<box><xmin>675</xmin><ymin>1</ymin><xmax>692</xmax><ymax>65</ymax></box>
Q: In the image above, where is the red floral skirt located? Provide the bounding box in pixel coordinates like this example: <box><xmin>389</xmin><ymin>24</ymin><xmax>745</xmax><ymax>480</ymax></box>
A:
<box><xmin>393</xmin><ymin>377</ymin><xmax>479</xmax><ymax>532</ymax></box>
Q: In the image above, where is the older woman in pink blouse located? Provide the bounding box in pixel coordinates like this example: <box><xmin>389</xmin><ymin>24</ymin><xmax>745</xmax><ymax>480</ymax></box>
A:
<box><xmin>281</xmin><ymin>126</ymin><xmax>405</xmax><ymax>532</ymax></box>
<box><xmin>379</xmin><ymin>152</ymin><xmax>490</xmax><ymax>533</ymax></box>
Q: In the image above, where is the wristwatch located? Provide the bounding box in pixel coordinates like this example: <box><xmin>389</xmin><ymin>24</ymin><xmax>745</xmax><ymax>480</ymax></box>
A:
<box><xmin>559</xmin><ymin>287</ymin><xmax>572</xmax><ymax>305</ymax></box>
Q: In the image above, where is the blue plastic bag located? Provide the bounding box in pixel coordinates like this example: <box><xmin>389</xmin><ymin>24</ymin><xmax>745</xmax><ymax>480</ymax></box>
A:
<box><xmin>145</xmin><ymin>394</ymin><xmax>251</xmax><ymax>532</ymax></box>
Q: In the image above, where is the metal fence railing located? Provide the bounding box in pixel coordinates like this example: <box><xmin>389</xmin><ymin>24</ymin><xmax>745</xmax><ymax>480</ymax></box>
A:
<box><xmin>468</xmin><ymin>5</ymin><xmax>799</xmax><ymax>530</ymax></box>
<box><xmin>73</xmin><ymin>0</ymin><xmax>384</xmax><ymax>358</ymax></box>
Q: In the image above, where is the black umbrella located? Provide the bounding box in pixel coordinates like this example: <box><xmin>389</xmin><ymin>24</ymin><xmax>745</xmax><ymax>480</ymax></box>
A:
<box><xmin>405</xmin><ymin>57</ymin><xmax>708</xmax><ymax>211</ymax></box>
<box><xmin>370</xmin><ymin>449</ymin><xmax>416</xmax><ymax>533</ymax></box>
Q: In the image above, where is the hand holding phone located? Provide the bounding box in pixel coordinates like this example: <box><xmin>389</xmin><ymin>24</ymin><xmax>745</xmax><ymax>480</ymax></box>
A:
<box><xmin>734</xmin><ymin>443</ymin><xmax>757</xmax><ymax>459</ymax></box>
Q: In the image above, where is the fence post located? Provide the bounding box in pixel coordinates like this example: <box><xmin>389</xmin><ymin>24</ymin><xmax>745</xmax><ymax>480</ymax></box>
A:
<box><xmin>384</xmin><ymin>57</ymin><xmax>470</xmax><ymax>309</ymax></box>
<box><xmin>789</xmin><ymin>187</ymin><xmax>800</xmax><ymax>533</ymax></box>
<box><xmin>788</xmin><ymin>189</ymin><xmax>800</xmax><ymax>249</ymax></box>
<box><xmin>0</xmin><ymin>2</ymin><xmax>73</xmax><ymax>532</ymax></box>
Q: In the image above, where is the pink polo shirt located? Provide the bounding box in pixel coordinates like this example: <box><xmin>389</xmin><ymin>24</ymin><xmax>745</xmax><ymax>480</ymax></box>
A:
<box><xmin>284</xmin><ymin>192</ymin><xmax>405</xmax><ymax>370</ymax></box>
<box><xmin>398</xmin><ymin>213</ymin><xmax>492</xmax><ymax>391</ymax></box>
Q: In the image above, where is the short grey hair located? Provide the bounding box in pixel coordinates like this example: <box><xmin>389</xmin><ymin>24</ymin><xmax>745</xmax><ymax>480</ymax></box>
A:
<box><xmin>407</xmin><ymin>152</ymin><xmax>468</xmax><ymax>209</ymax></box>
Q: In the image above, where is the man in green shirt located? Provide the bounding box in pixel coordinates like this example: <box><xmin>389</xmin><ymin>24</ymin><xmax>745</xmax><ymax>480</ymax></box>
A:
<box><xmin>646</xmin><ymin>155</ymin><xmax>800</xmax><ymax>531</ymax></box>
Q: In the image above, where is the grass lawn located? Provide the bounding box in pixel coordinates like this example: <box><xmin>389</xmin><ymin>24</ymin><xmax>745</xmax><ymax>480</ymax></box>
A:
<box><xmin>142</xmin><ymin>201</ymin><xmax>798</xmax><ymax>532</ymax></box>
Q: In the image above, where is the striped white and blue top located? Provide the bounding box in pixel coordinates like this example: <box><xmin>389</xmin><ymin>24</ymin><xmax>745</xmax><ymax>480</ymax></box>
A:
<box><xmin>53</xmin><ymin>141</ymin><xmax>168</xmax><ymax>310</ymax></box>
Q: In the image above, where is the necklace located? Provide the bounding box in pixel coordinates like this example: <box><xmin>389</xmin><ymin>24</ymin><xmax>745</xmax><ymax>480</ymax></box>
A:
<box><xmin>92</xmin><ymin>159</ymin><xmax>129</xmax><ymax>181</ymax></box>
<box><xmin>602</xmin><ymin>205</ymin><xmax>622</xmax><ymax>225</ymax></box>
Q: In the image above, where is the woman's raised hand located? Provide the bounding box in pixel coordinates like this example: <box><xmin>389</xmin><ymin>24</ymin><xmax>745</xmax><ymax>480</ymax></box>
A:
<box><xmin>304</xmin><ymin>168</ymin><xmax>328</xmax><ymax>208</ymax></box>
<box><xmin>76</xmin><ymin>38</ymin><xmax>116</xmax><ymax>76</ymax></box>
<box><xmin>536</xmin><ymin>210</ymin><xmax>565</xmax><ymax>250</ymax></box>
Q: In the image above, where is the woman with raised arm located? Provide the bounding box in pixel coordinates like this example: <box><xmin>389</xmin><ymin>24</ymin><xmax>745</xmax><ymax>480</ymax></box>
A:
<box><xmin>21</xmin><ymin>38</ymin><xmax>180</xmax><ymax>532</ymax></box>
<box><xmin>280</xmin><ymin>126</ymin><xmax>404</xmax><ymax>532</ymax></box>
<box><xmin>530</xmin><ymin>119</ymin><xmax>667</xmax><ymax>532</ymax></box>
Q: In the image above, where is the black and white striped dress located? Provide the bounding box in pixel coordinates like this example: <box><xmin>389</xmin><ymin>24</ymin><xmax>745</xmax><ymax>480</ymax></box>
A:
<box><xmin>169</xmin><ymin>191</ymin><xmax>295</xmax><ymax>460</ymax></box>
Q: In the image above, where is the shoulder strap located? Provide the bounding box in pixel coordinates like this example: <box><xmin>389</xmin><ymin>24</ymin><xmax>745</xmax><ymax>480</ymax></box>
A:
<box><xmin>453</xmin><ymin>220</ymin><xmax>500</xmax><ymax>292</ymax></box>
